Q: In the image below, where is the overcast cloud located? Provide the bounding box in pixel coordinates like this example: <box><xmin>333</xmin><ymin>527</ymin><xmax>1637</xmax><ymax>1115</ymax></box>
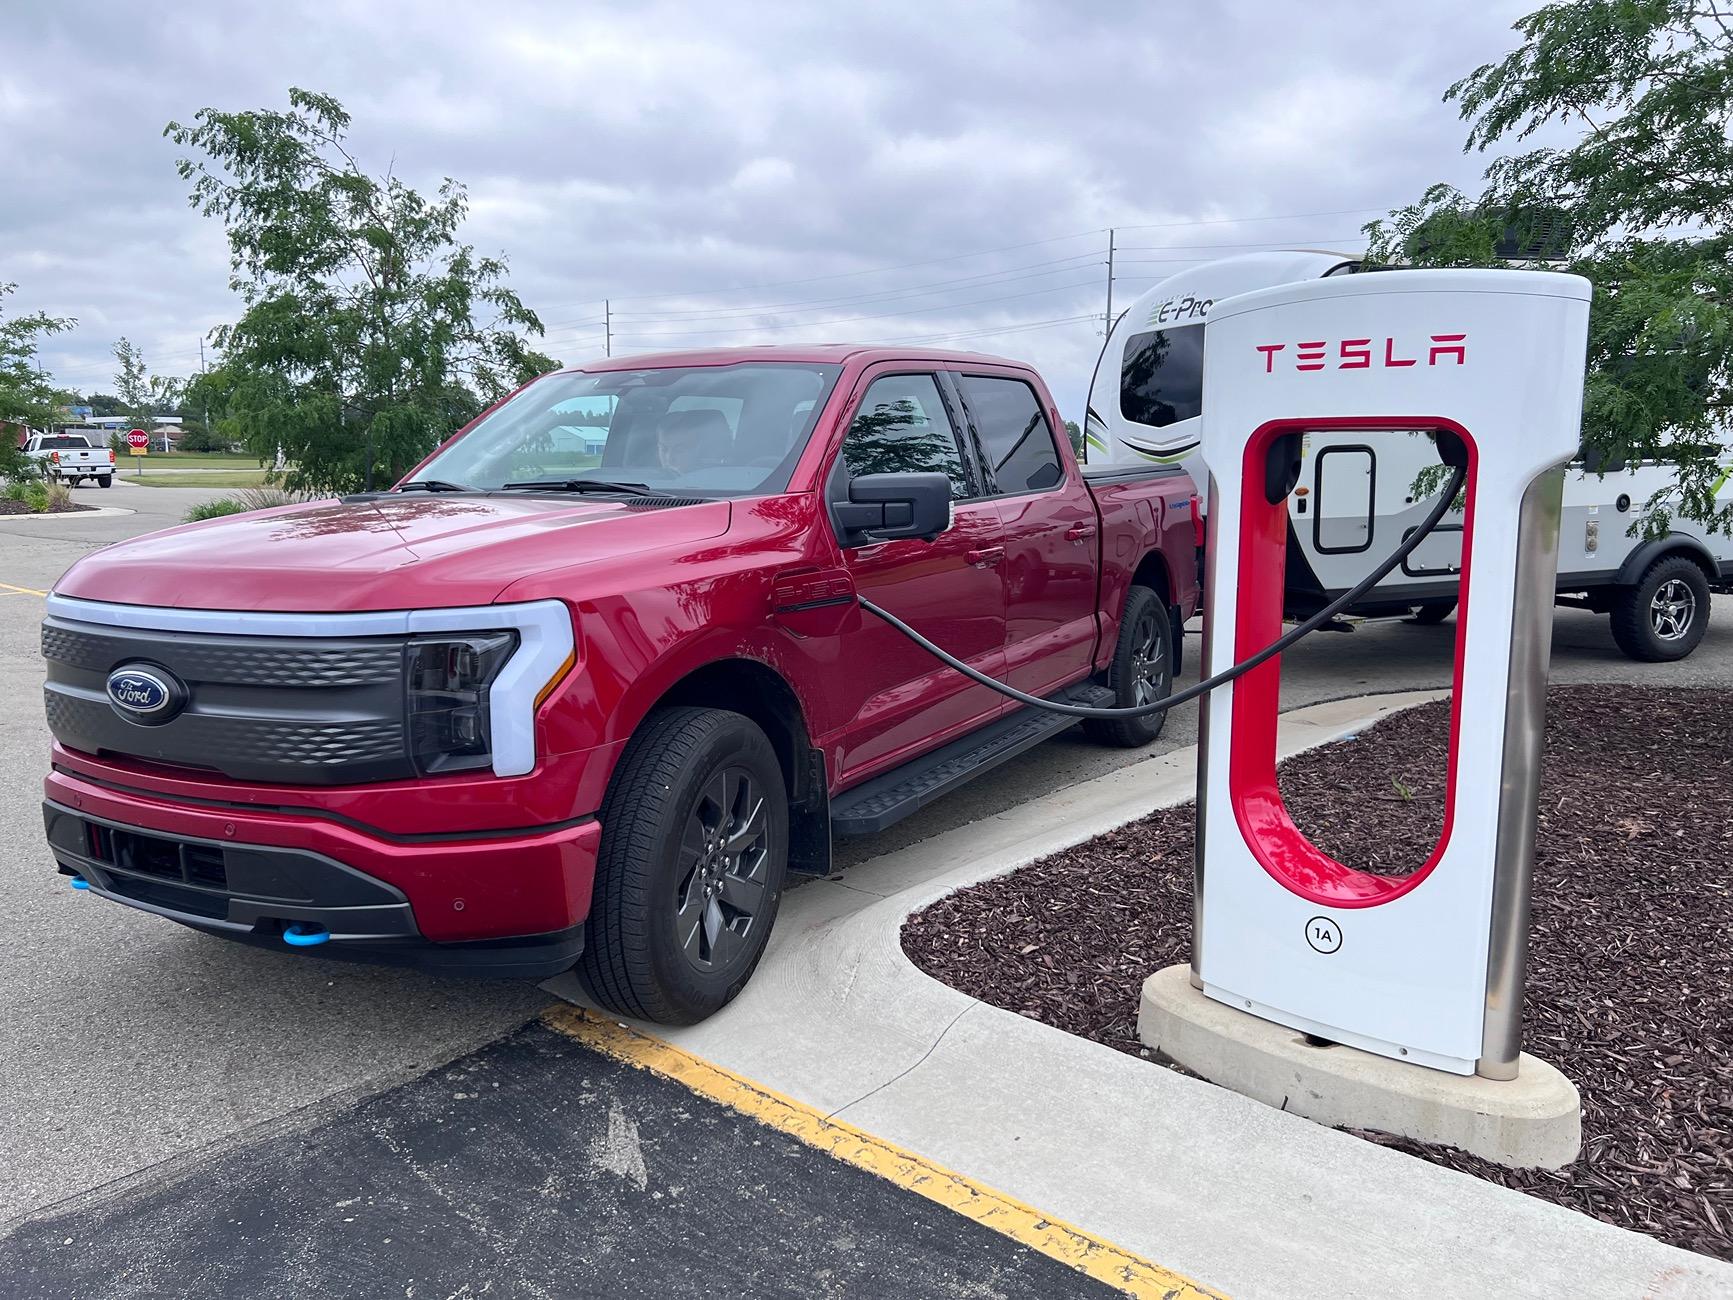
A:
<box><xmin>3</xmin><ymin>0</ymin><xmax>1537</xmax><ymax>417</ymax></box>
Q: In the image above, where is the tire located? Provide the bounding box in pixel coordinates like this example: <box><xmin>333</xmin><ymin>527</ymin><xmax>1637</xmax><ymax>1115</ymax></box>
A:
<box><xmin>1083</xmin><ymin>585</ymin><xmax>1173</xmax><ymax>748</ymax></box>
<box><xmin>577</xmin><ymin>706</ymin><xmax>788</xmax><ymax>1025</ymax></box>
<box><xmin>1410</xmin><ymin>600</ymin><xmax>1456</xmax><ymax>625</ymax></box>
<box><xmin>97</xmin><ymin>475</ymin><xmax>112</xmax><ymax>489</ymax></box>
<box><xmin>1609</xmin><ymin>554</ymin><xmax>1711</xmax><ymax>662</ymax></box>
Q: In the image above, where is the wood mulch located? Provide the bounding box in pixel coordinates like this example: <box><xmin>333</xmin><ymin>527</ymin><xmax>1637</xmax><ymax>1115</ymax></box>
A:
<box><xmin>0</xmin><ymin>498</ymin><xmax>97</xmax><ymax>516</ymax></box>
<box><xmin>901</xmin><ymin>686</ymin><xmax>1733</xmax><ymax>1260</ymax></box>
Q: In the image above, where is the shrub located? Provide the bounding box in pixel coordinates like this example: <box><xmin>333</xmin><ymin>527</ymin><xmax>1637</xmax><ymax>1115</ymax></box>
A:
<box><xmin>3</xmin><ymin>481</ymin><xmax>28</xmax><ymax>504</ymax></box>
<box><xmin>23</xmin><ymin>481</ymin><xmax>50</xmax><ymax>513</ymax></box>
<box><xmin>230</xmin><ymin>486</ymin><xmax>305</xmax><ymax>511</ymax></box>
<box><xmin>184</xmin><ymin>498</ymin><xmax>249</xmax><ymax>522</ymax></box>
<box><xmin>43</xmin><ymin>481</ymin><xmax>72</xmax><ymax>512</ymax></box>
<box><xmin>183</xmin><ymin>486</ymin><xmax>308</xmax><ymax>523</ymax></box>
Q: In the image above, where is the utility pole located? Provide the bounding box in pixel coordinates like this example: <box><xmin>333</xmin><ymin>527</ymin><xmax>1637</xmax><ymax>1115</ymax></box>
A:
<box><xmin>604</xmin><ymin>299</ymin><xmax>612</xmax><ymax>358</ymax></box>
<box><xmin>198</xmin><ymin>336</ymin><xmax>211</xmax><ymax>449</ymax></box>
<box><xmin>1104</xmin><ymin>227</ymin><xmax>1116</xmax><ymax>336</ymax></box>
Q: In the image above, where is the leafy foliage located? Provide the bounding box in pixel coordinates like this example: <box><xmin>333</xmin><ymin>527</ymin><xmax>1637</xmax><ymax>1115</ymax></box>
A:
<box><xmin>184</xmin><ymin>498</ymin><xmax>250</xmax><ymax>522</ymax></box>
<box><xmin>1364</xmin><ymin>1</ymin><xmax>1733</xmax><ymax>534</ymax></box>
<box><xmin>112</xmin><ymin>338</ymin><xmax>182</xmax><ymax>436</ymax></box>
<box><xmin>0</xmin><ymin>284</ymin><xmax>76</xmax><ymax>479</ymax></box>
<box><xmin>166</xmin><ymin>88</ymin><xmax>557</xmax><ymax>495</ymax></box>
<box><xmin>183</xmin><ymin>485</ymin><xmax>304</xmax><ymax>523</ymax></box>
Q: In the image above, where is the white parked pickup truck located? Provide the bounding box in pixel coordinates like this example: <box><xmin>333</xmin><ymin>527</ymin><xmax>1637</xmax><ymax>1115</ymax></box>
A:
<box><xmin>23</xmin><ymin>433</ymin><xmax>115</xmax><ymax>488</ymax></box>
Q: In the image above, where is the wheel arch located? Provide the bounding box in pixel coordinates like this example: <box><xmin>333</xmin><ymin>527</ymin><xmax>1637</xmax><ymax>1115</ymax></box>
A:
<box><xmin>1128</xmin><ymin>548</ymin><xmax>1181</xmax><ymax>672</ymax></box>
<box><xmin>644</xmin><ymin>657</ymin><xmax>831</xmax><ymax>875</ymax></box>
<box><xmin>1614</xmin><ymin>534</ymin><xmax>1718</xmax><ymax>587</ymax></box>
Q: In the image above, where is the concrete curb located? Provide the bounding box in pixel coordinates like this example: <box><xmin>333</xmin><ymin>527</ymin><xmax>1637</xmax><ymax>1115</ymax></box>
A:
<box><xmin>547</xmin><ymin>690</ymin><xmax>1730</xmax><ymax>1299</ymax></box>
<box><xmin>0</xmin><ymin>505</ymin><xmax>136</xmax><ymax>521</ymax></box>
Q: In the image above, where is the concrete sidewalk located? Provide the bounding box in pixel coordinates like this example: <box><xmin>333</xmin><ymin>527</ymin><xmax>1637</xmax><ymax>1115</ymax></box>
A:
<box><xmin>546</xmin><ymin>691</ymin><xmax>1732</xmax><ymax>1300</ymax></box>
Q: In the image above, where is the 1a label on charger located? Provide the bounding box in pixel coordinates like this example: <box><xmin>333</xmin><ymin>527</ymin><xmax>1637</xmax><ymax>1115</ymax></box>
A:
<box><xmin>1305</xmin><ymin>916</ymin><xmax>1342</xmax><ymax>954</ymax></box>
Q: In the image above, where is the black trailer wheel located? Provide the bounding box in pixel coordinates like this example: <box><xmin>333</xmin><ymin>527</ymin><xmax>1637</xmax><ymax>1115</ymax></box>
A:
<box><xmin>1410</xmin><ymin>600</ymin><xmax>1455</xmax><ymax>625</ymax></box>
<box><xmin>578</xmin><ymin>706</ymin><xmax>787</xmax><ymax>1025</ymax></box>
<box><xmin>1084</xmin><ymin>585</ymin><xmax>1172</xmax><ymax>749</ymax></box>
<box><xmin>1609</xmin><ymin>554</ymin><xmax>1711</xmax><ymax>662</ymax></box>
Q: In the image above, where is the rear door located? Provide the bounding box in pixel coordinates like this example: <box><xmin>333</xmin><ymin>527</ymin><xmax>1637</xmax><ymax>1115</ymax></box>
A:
<box><xmin>953</xmin><ymin>370</ymin><xmax>1100</xmax><ymax>698</ymax></box>
<box><xmin>826</xmin><ymin>368</ymin><xmax>1009</xmax><ymax>785</ymax></box>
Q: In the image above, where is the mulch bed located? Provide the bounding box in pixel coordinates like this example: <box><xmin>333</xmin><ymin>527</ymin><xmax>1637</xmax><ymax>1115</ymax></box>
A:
<box><xmin>0</xmin><ymin>498</ymin><xmax>97</xmax><ymax>516</ymax></box>
<box><xmin>902</xmin><ymin>686</ymin><xmax>1733</xmax><ymax>1260</ymax></box>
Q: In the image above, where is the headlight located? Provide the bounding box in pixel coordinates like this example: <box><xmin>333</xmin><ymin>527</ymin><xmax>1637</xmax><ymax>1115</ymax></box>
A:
<box><xmin>405</xmin><ymin>632</ymin><xmax>519</xmax><ymax>774</ymax></box>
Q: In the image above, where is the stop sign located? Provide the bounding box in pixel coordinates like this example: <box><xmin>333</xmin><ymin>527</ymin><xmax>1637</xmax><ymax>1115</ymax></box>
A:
<box><xmin>126</xmin><ymin>429</ymin><xmax>148</xmax><ymax>451</ymax></box>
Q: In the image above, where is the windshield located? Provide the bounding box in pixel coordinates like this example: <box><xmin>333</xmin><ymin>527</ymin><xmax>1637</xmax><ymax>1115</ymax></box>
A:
<box><xmin>416</xmin><ymin>362</ymin><xmax>843</xmax><ymax>495</ymax></box>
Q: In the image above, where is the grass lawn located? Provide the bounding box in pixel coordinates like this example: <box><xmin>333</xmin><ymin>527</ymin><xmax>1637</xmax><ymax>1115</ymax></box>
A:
<box><xmin>139</xmin><ymin>452</ymin><xmax>266</xmax><ymax>466</ymax></box>
<box><xmin>125</xmin><ymin>469</ymin><xmax>274</xmax><ymax>488</ymax></box>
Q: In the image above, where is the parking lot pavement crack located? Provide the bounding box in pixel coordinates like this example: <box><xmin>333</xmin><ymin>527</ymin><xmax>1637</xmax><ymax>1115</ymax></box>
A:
<box><xmin>826</xmin><ymin>1000</ymin><xmax>979</xmax><ymax>1123</ymax></box>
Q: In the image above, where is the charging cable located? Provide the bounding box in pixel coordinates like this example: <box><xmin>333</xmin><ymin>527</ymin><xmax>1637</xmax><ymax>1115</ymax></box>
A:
<box><xmin>859</xmin><ymin>464</ymin><xmax>1466</xmax><ymax>720</ymax></box>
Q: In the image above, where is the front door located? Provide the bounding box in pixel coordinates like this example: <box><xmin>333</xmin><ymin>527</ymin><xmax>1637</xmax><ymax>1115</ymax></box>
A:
<box><xmin>828</xmin><ymin>370</ymin><xmax>1008</xmax><ymax>785</ymax></box>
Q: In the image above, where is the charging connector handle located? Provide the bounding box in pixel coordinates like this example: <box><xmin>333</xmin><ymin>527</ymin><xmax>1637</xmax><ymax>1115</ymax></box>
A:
<box><xmin>859</xmin><ymin>465</ymin><xmax>1466</xmax><ymax>720</ymax></box>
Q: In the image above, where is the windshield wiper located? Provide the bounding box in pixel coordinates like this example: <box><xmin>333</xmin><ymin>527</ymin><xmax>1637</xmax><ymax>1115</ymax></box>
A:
<box><xmin>396</xmin><ymin>479</ymin><xmax>474</xmax><ymax>493</ymax></box>
<box><xmin>498</xmin><ymin>478</ymin><xmax>654</xmax><ymax>496</ymax></box>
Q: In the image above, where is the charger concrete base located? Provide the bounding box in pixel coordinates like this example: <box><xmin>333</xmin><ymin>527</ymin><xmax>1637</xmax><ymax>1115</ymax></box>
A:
<box><xmin>1137</xmin><ymin>964</ymin><xmax>1582</xmax><ymax>1170</ymax></box>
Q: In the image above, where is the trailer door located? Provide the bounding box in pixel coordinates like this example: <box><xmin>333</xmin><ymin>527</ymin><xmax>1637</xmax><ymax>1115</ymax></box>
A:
<box><xmin>1313</xmin><ymin>444</ymin><xmax>1375</xmax><ymax>553</ymax></box>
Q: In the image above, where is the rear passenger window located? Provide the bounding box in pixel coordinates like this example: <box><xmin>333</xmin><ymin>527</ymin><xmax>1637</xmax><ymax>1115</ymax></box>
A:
<box><xmin>1120</xmin><ymin>327</ymin><xmax>1204</xmax><ymax>429</ymax></box>
<box><xmin>839</xmin><ymin>374</ymin><xmax>970</xmax><ymax>500</ymax></box>
<box><xmin>958</xmin><ymin>375</ymin><xmax>1063</xmax><ymax>493</ymax></box>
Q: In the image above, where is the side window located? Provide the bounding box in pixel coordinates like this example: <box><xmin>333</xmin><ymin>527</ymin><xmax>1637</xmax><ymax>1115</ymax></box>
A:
<box><xmin>838</xmin><ymin>373</ymin><xmax>970</xmax><ymax>500</ymax></box>
<box><xmin>1120</xmin><ymin>327</ymin><xmax>1204</xmax><ymax>429</ymax></box>
<box><xmin>958</xmin><ymin>375</ymin><xmax>1063</xmax><ymax>494</ymax></box>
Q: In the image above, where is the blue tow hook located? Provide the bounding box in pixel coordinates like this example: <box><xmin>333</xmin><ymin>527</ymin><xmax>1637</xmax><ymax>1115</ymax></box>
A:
<box><xmin>283</xmin><ymin>923</ymin><xmax>332</xmax><ymax>948</ymax></box>
<box><xmin>69</xmin><ymin>875</ymin><xmax>90</xmax><ymax>891</ymax></box>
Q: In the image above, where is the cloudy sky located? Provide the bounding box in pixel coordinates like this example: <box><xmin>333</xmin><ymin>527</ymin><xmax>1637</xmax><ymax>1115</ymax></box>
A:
<box><xmin>4</xmin><ymin>0</ymin><xmax>1538</xmax><ymax>418</ymax></box>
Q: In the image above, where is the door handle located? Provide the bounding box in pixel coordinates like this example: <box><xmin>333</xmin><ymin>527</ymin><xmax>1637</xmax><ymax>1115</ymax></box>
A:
<box><xmin>1065</xmin><ymin>524</ymin><xmax>1097</xmax><ymax>542</ymax></box>
<box><xmin>966</xmin><ymin>547</ymin><xmax>1005</xmax><ymax>568</ymax></box>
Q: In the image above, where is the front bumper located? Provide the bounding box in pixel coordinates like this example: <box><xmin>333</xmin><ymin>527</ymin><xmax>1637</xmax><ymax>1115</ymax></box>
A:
<box><xmin>43</xmin><ymin>769</ymin><xmax>602</xmax><ymax>980</ymax></box>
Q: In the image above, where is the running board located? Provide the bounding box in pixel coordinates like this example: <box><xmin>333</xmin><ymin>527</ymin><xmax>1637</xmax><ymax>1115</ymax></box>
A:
<box><xmin>829</xmin><ymin>681</ymin><xmax>1115</xmax><ymax>836</ymax></box>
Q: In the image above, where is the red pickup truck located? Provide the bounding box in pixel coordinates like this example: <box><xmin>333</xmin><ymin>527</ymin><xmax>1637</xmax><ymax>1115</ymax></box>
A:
<box><xmin>41</xmin><ymin>346</ymin><xmax>1197</xmax><ymax>1023</ymax></box>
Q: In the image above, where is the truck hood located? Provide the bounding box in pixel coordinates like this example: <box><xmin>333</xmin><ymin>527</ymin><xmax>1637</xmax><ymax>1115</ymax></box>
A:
<box><xmin>54</xmin><ymin>494</ymin><xmax>735</xmax><ymax>612</ymax></box>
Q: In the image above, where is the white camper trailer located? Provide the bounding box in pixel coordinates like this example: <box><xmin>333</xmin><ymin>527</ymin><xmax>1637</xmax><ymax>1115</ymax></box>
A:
<box><xmin>1084</xmin><ymin>252</ymin><xmax>1733</xmax><ymax>660</ymax></box>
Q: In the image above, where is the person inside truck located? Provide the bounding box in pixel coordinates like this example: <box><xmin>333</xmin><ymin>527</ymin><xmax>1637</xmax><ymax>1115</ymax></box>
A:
<box><xmin>656</xmin><ymin>407</ymin><xmax>734</xmax><ymax>473</ymax></box>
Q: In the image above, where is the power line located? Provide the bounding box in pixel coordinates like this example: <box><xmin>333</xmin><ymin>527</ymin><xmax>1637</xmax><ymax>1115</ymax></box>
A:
<box><xmin>1114</xmin><ymin>205</ymin><xmax>1386</xmax><ymax>231</ymax></box>
<box><xmin>882</xmin><ymin>312</ymin><xmax>1102</xmax><ymax>347</ymax></box>
<box><xmin>603</xmin><ymin>251</ymin><xmax>1107</xmax><ymax>324</ymax></box>
<box><xmin>582</xmin><ymin>205</ymin><xmax>1391</xmax><ymax>309</ymax></box>
<box><xmin>609</xmin><ymin>278</ymin><xmax>1101</xmax><ymax>343</ymax></box>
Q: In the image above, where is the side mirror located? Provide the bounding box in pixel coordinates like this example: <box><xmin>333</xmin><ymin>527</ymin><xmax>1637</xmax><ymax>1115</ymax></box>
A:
<box><xmin>834</xmin><ymin>472</ymin><xmax>952</xmax><ymax>544</ymax></box>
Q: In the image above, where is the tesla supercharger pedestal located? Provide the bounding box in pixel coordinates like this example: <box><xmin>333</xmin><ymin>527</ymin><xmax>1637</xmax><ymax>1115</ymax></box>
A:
<box><xmin>1190</xmin><ymin>269</ymin><xmax>1590</xmax><ymax>1082</ymax></box>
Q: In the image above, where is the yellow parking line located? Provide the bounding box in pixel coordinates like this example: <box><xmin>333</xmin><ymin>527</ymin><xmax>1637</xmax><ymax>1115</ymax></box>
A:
<box><xmin>0</xmin><ymin>581</ymin><xmax>48</xmax><ymax>596</ymax></box>
<box><xmin>545</xmin><ymin>1005</ymin><xmax>1225</xmax><ymax>1300</ymax></box>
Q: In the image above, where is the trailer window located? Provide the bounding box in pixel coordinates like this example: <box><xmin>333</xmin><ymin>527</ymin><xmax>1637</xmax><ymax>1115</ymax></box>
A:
<box><xmin>1120</xmin><ymin>327</ymin><xmax>1204</xmax><ymax>429</ymax></box>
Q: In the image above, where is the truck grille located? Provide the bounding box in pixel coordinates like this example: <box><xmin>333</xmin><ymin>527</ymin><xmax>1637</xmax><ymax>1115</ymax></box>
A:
<box><xmin>42</xmin><ymin>615</ymin><xmax>415</xmax><ymax>785</ymax></box>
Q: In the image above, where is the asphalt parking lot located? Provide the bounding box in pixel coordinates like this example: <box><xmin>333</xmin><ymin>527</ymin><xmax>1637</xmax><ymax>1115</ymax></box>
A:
<box><xmin>3</xmin><ymin>482</ymin><xmax>1730</xmax><ymax>1292</ymax></box>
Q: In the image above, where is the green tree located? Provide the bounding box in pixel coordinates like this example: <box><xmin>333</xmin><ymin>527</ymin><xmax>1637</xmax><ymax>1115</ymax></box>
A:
<box><xmin>113</xmin><ymin>338</ymin><xmax>182</xmax><ymax>438</ymax></box>
<box><xmin>1063</xmin><ymin>419</ymin><xmax>1083</xmax><ymax>456</ymax></box>
<box><xmin>1366</xmin><ymin>1</ymin><xmax>1733</xmax><ymax>534</ymax></box>
<box><xmin>83</xmin><ymin>393</ymin><xmax>126</xmax><ymax>418</ymax></box>
<box><xmin>166</xmin><ymin>88</ymin><xmax>557</xmax><ymax>494</ymax></box>
<box><xmin>177</xmin><ymin>365</ymin><xmax>243</xmax><ymax>451</ymax></box>
<box><xmin>0</xmin><ymin>284</ymin><xmax>76</xmax><ymax>479</ymax></box>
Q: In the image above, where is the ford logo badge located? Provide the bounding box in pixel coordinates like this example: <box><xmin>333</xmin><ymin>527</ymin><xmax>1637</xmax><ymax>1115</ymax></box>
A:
<box><xmin>106</xmin><ymin>666</ymin><xmax>184</xmax><ymax>724</ymax></box>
